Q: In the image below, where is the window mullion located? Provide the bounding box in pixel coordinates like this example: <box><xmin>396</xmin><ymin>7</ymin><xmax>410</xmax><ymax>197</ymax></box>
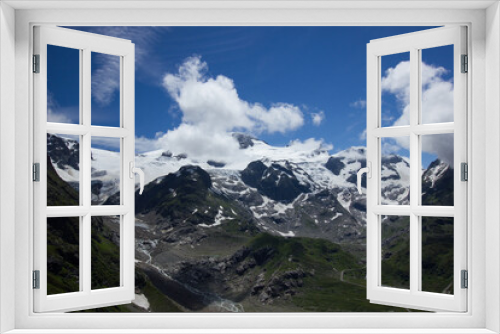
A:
<box><xmin>81</xmin><ymin>48</ymin><xmax>92</xmax><ymax>294</ymax></box>
<box><xmin>409</xmin><ymin>47</ymin><xmax>420</xmax><ymax>295</ymax></box>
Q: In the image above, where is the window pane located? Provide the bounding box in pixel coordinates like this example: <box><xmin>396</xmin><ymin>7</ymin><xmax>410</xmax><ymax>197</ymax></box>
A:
<box><xmin>91</xmin><ymin>52</ymin><xmax>121</xmax><ymax>127</ymax></box>
<box><xmin>421</xmin><ymin>45</ymin><xmax>454</xmax><ymax>125</ymax></box>
<box><xmin>421</xmin><ymin>217</ymin><xmax>454</xmax><ymax>294</ymax></box>
<box><xmin>421</xmin><ymin>133</ymin><xmax>454</xmax><ymax>206</ymax></box>
<box><xmin>47</xmin><ymin>133</ymin><xmax>80</xmax><ymax>206</ymax></box>
<box><xmin>381</xmin><ymin>215</ymin><xmax>410</xmax><ymax>290</ymax></box>
<box><xmin>91</xmin><ymin>137</ymin><xmax>121</xmax><ymax>205</ymax></box>
<box><xmin>380</xmin><ymin>137</ymin><xmax>410</xmax><ymax>205</ymax></box>
<box><xmin>91</xmin><ymin>216</ymin><xmax>121</xmax><ymax>290</ymax></box>
<box><xmin>47</xmin><ymin>45</ymin><xmax>80</xmax><ymax>124</ymax></box>
<box><xmin>380</xmin><ymin>52</ymin><xmax>410</xmax><ymax>127</ymax></box>
<box><xmin>47</xmin><ymin>217</ymin><xmax>80</xmax><ymax>295</ymax></box>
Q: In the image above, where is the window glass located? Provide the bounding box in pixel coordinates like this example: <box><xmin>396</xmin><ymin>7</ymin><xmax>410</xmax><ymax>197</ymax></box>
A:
<box><xmin>421</xmin><ymin>45</ymin><xmax>454</xmax><ymax>124</ymax></box>
<box><xmin>381</xmin><ymin>52</ymin><xmax>410</xmax><ymax>127</ymax></box>
<box><xmin>380</xmin><ymin>137</ymin><xmax>410</xmax><ymax>205</ymax></box>
<box><xmin>91</xmin><ymin>216</ymin><xmax>121</xmax><ymax>290</ymax></box>
<box><xmin>47</xmin><ymin>45</ymin><xmax>80</xmax><ymax>124</ymax></box>
<box><xmin>421</xmin><ymin>133</ymin><xmax>454</xmax><ymax>206</ymax></box>
<box><xmin>381</xmin><ymin>215</ymin><xmax>410</xmax><ymax>290</ymax></box>
<box><xmin>47</xmin><ymin>133</ymin><xmax>80</xmax><ymax>206</ymax></box>
<box><xmin>47</xmin><ymin>217</ymin><xmax>80</xmax><ymax>295</ymax></box>
<box><xmin>91</xmin><ymin>137</ymin><xmax>121</xmax><ymax>206</ymax></box>
<box><xmin>91</xmin><ymin>52</ymin><xmax>121</xmax><ymax>127</ymax></box>
<box><xmin>421</xmin><ymin>216</ymin><xmax>454</xmax><ymax>294</ymax></box>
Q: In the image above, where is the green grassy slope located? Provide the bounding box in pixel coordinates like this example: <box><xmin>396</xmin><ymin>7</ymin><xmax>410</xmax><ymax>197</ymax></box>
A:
<box><xmin>47</xmin><ymin>158</ymin><xmax>182</xmax><ymax>312</ymax></box>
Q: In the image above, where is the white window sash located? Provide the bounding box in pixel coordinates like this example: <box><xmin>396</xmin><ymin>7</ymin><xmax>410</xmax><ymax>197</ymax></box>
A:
<box><xmin>32</xmin><ymin>25</ymin><xmax>136</xmax><ymax>313</ymax></box>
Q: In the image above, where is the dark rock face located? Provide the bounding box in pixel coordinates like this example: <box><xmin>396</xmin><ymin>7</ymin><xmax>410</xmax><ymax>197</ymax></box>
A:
<box><xmin>382</xmin><ymin>155</ymin><xmax>403</xmax><ymax>165</ymax></box>
<box><xmin>47</xmin><ymin>133</ymin><xmax>80</xmax><ymax>170</ymax></box>
<box><xmin>325</xmin><ymin>157</ymin><xmax>345</xmax><ymax>175</ymax></box>
<box><xmin>240</xmin><ymin>161</ymin><xmax>267</xmax><ymax>188</ymax></box>
<box><xmin>422</xmin><ymin>160</ymin><xmax>454</xmax><ymax>206</ymax></box>
<box><xmin>252</xmin><ymin>268</ymin><xmax>308</xmax><ymax>304</ymax></box>
<box><xmin>135</xmin><ymin>165</ymin><xmax>213</xmax><ymax>218</ymax></box>
<box><xmin>252</xmin><ymin>246</ymin><xmax>275</xmax><ymax>265</ymax></box>
<box><xmin>232</xmin><ymin>133</ymin><xmax>255</xmax><ymax>149</ymax></box>
<box><xmin>241</xmin><ymin>161</ymin><xmax>310</xmax><ymax>202</ymax></box>
<box><xmin>346</xmin><ymin>173</ymin><xmax>366</xmax><ymax>188</ymax></box>
<box><xmin>380</xmin><ymin>155</ymin><xmax>409</xmax><ymax>183</ymax></box>
<box><xmin>207</xmin><ymin>160</ymin><xmax>226</xmax><ymax>168</ymax></box>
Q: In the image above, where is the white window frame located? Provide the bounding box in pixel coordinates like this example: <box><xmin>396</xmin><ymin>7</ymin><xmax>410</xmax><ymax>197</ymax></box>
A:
<box><xmin>0</xmin><ymin>1</ymin><xmax>499</xmax><ymax>333</ymax></box>
<box><xmin>366</xmin><ymin>26</ymin><xmax>468</xmax><ymax>312</ymax></box>
<box><xmin>33</xmin><ymin>26</ymin><xmax>136</xmax><ymax>313</ymax></box>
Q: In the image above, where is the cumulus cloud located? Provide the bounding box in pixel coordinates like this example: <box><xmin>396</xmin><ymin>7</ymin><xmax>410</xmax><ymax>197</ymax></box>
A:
<box><xmin>163</xmin><ymin>56</ymin><xmax>304</xmax><ymax>134</ymax></box>
<box><xmin>152</xmin><ymin>56</ymin><xmax>305</xmax><ymax>161</ymax></box>
<box><xmin>311</xmin><ymin>111</ymin><xmax>325</xmax><ymax>126</ymax></box>
<box><xmin>157</xmin><ymin>123</ymin><xmax>242</xmax><ymax>162</ymax></box>
<box><xmin>381</xmin><ymin>60</ymin><xmax>454</xmax><ymax>166</ymax></box>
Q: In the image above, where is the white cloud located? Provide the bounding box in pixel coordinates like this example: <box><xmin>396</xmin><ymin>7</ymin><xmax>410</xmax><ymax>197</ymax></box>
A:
<box><xmin>157</xmin><ymin>124</ymin><xmax>243</xmax><ymax>162</ymax></box>
<box><xmin>287</xmin><ymin>138</ymin><xmax>333</xmax><ymax>152</ymax></box>
<box><xmin>47</xmin><ymin>108</ymin><xmax>72</xmax><ymax>123</ymax></box>
<box><xmin>91</xmin><ymin>54</ymin><xmax>120</xmax><ymax>106</ymax></box>
<box><xmin>382</xmin><ymin>141</ymin><xmax>404</xmax><ymax>155</ymax></box>
<box><xmin>135</xmin><ymin>136</ymin><xmax>162</xmax><ymax>153</ymax></box>
<box><xmin>83</xmin><ymin>27</ymin><xmax>163</xmax><ymax>107</ymax></box>
<box><xmin>87</xmin><ymin>26</ymin><xmax>162</xmax><ymax>77</ymax></box>
<box><xmin>350</xmin><ymin>99</ymin><xmax>366</xmax><ymax>109</ymax></box>
<box><xmin>311</xmin><ymin>111</ymin><xmax>325</xmax><ymax>126</ymax></box>
<box><xmin>163</xmin><ymin>56</ymin><xmax>304</xmax><ymax>134</ymax></box>
<box><xmin>46</xmin><ymin>92</ymin><xmax>77</xmax><ymax>123</ymax></box>
<box><xmin>359</xmin><ymin>129</ymin><xmax>367</xmax><ymax>141</ymax></box>
<box><xmin>422</xmin><ymin>133</ymin><xmax>454</xmax><ymax>166</ymax></box>
<box><xmin>90</xmin><ymin>136</ymin><xmax>122</xmax><ymax>151</ymax></box>
<box><xmin>381</xmin><ymin>60</ymin><xmax>454</xmax><ymax>165</ymax></box>
<box><xmin>154</xmin><ymin>56</ymin><xmax>305</xmax><ymax>162</ymax></box>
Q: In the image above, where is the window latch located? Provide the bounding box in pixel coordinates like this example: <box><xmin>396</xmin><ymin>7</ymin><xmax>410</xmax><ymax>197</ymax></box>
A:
<box><xmin>356</xmin><ymin>162</ymin><xmax>371</xmax><ymax>194</ymax></box>
<box><xmin>129</xmin><ymin>162</ymin><xmax>145</xmax><ymax>195</ymax></box>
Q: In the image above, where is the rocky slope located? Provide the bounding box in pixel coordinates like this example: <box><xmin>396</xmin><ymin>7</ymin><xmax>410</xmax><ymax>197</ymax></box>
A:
<box><xmin>46</xmin><ymin>132</ymin><xmax>453</xmax><ymax>312</ymax></box>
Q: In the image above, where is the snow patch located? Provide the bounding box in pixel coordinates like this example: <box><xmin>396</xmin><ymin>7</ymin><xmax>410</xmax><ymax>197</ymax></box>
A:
<box><xmin>277</xmin><ymin>231</ymin><xmax>295</xmax><ymax>237</ymax></box>
<box><xmin>133</xmin><ymin>294</ymin><xmax>150</xmax><ymax>310</ymax></box>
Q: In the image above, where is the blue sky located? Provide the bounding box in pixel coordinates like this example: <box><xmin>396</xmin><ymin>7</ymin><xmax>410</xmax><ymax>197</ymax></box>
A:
<box><xmin>48</xmin><ymin>26</ymin><xmax>454</xmax><ymax>168</ymax></box>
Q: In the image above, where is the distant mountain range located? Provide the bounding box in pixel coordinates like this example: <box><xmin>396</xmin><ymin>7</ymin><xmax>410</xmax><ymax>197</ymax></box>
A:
<box><xmin>47</xmin><ymin>133</ymin><xmax>454</xmax><ymax>312</ymax></box>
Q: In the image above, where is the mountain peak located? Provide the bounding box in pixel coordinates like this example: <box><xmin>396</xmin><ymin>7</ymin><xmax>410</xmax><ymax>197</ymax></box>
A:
<box><xmin>232</xmin><ymin>132</ymin><xmax>256</xmax><ymax>149</ymax></box>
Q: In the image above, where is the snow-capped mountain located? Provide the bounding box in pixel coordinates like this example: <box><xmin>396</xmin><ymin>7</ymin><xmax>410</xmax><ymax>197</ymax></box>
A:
<box><xmin>46</xmin><ymin>132</ymin><xmax>433</xmax><ymax>243</ymax></box>
<box><xmin>46</xmin><ymin>132</ymin><xmax>453</xmax><ymax>312</ymax></box>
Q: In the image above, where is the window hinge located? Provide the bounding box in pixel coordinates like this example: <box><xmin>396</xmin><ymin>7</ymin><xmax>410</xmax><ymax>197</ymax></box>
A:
<box><xmin>33</xmin><ymin>163</ymin><xmax>40</xmax><ymax>182</ymax></box>
<box><xmin>33</xmin><ymin>54</ymin><xmax>40</xmax><ymax>73</ymax></box>
<box><xmin>461</xmin><ymin>270</ymin><xmax>468</xmax><ymax>289</ymax></box>
<box><xmin>461</xmin><ymin>162</ymin><xmax>468</xmax><ymax>181</ymax></box>
<box><xmin>461</xmin><ymin>54</ymin><xmax>468</xmax><ymax>73</ymax></box>
<box><xmin>33</xmin><ymin>270</ymin><xmax>40</xmax><ymax>289</ymax></box>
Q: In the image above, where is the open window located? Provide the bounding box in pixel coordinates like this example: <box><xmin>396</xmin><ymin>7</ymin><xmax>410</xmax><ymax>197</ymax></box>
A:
<box><xmin>33</xmin><ymin>26</ymin><xmax>140</xmax><ymax>312</ymax></box>
<box><xmin>363</xmin><ymin>26</ymin><xmax>467</xmax><ymax>312</ymax></box>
